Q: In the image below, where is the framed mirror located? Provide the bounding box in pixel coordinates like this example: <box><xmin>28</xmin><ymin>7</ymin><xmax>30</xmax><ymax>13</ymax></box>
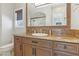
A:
<box><xmin>27</xmin><ymin>3</ymin><xmax>68</xmax><ymax>27</ymax></box>
<box><xmin>30</xmin><ymin>12</ymin><xmax>46</xmax><ymax>26</ymax></box>
<box><xmin>51</xmin><ymin>4</ymin><xmax>67</xmax><ymax>26</ymax></box>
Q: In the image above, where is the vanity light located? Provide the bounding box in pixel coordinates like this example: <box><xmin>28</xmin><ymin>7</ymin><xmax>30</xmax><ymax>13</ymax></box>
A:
<box><xmin>34</xmin><ymin>3</ymin><xmax>52</xmax><ymax>7</ymax></box>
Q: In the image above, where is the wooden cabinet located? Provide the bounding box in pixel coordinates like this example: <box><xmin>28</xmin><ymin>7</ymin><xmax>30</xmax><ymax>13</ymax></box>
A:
<box><xmin>14</xmin><ymin>36</ymin><xmax>79</xmax><ymax>56</ymax></box>
<box><xmin>53</xmin><ymin>50</ymin><xmax>76</xmax><ymax>56</ymax></box>
<box><xmin>53</xmin><ymin>41</ymin><xmax>79</xmax><ymax>56</ymax></box>
<box><xmin>22</xmin><ymin>44</ymin><xmax>32</xmax><ymax>56</ymax></box>
<box><xmin>22</xmin><ymin>45</ymin><xmax>52</xmax><ymax>56</ymax></box>
<box><xmin>22</xmin><ymin>38</ymin><xmax>52</xmax><ymax>56</ymax></box>
<box><xmin>32</xmin><ymin>39</ymin><xmax>52</xmax><ymax>48</ymax></box>
<box><xmin>14</xmin><ymin>36</ymin><xmax>23</xmax><ymax>56</ymax></box>
<box><xmin>14</xmin><ymin>36</ymin><xmax>53</xmax><ymax>56</ymax></box>
<box><xmin>36</xmin><ymin>47</ymin><xmax>52</xmax><ymax>56</ymax></box>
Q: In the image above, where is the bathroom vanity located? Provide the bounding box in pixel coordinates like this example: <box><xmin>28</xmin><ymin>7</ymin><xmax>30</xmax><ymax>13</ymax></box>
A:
<box><xmin>14</xmin><ymin>34</ymin><xmax>79</xmax><ymax>56</ymax></box>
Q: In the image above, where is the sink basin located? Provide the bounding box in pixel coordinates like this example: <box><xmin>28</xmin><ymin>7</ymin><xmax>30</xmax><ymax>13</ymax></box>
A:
<box><xmin>32</xmin><ymin>33</ymin><xmax>48</xmax><ymax>37</ymax></box>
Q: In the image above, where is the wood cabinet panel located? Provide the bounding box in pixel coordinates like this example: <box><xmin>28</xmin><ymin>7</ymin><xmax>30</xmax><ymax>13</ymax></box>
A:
<box><xmin>14</xmin><ymin>36</ymin><xmax>23</xmax><ymax>56</ymax></box>
<box><xmin>54</xmin><ymin>50</ymin><xmax>77</xmax><ymax>56</ymax></box>
<box><xmin>22</xmin><ymin>37</ymin><xmax>53</xmax><ymax>56</ymax></box>
<box><xmin>36</xmin><ymin>47</ymin><xmax>52</xmax><ymax>56</ymax></box>
<box><xmin>53</xmin><ymin>41</ymin><xmax>79</xmax><ymax>54</ymax></box>
<box><xmin>22</xmin><ymin>44</ymin><xmax>32</xmax><ymax>56</ymax></box>
<box><xmin>14</xmin><ymin>36</ymin><xmax>79</xmax><ymax>56</ymax></box>
<box><xmin>22</xmin><ymin>37</ymin><xmax>32</xmax><ymax>44</ymax></box>
<box><xmin>22</xmin><ymin>37</ymin><xmax>52</xmax><ymax>48</ymax></box>
<box><xmin>32</xmin><ymin>39</ymin><xmax>52</xmax><ymax>48</ymax></box>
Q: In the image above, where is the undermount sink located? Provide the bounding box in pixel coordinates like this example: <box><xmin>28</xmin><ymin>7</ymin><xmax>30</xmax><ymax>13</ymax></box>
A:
<box><xmin>32</xmin><ymin>33</ymin><xmax>48</xmax><ymax>37</ymax></box>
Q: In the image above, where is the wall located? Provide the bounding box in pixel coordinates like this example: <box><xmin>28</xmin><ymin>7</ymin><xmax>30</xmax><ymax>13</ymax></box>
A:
<box><xmin>0</xmin><ymin>3</ymin><xmax>26</xmax><ymax>46</ymax></box>
<box><xmin>0</xmin><ymin>4</ymin><xmax>2</xmax><ymax>44</ymax></box>
<box><xmin>13</xmin><ymin>3</ymin><xmax>26</xmax><ymax>34</ymax></box>
<box><xmin>0</xmin><ymin>3</ymin><xmax>14</xmax><ymax>46</ymax></box>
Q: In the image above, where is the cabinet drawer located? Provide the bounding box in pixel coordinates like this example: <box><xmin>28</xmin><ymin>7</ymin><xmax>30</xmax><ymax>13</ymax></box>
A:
<box><xmin>22</xmin><ymin>37</ymin><xmax>32</xmax><ymax>44</ymax></box>
<box><xmin>32</xmin><ymin>39</ymin><xmax>52</xmax><ymax>48</ymax></box>
<box><xmin>22</xmin><ymin>37</ymin><xmax>52</xmax><ymax>48</ymax></box>
<box><xmin>14</xmin><ymin>36</ymin><xmax>22</xmax><ymax>43</ymax></box>
<box><xmin>53</xmin><ymin>41</ymin><xmax>79</xmax><ymax>54</ymax></box>
<box><xmin>54</xmin><ymin>50</ymin><xmax>77</xmax><ymax>56</ymax></box>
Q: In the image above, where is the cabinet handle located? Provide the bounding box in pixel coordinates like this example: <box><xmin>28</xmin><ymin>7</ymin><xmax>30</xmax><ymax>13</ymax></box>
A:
<box><xmin>64</xmin><ymin>45</ymin><xmax>67</xmax><ymax>49</ymax></box>
<box><xmin>20</xmin><ymin>45</ymin><xmax>22</xmax><ymax>50</ymax></box>
<box><xmin>54</xmin><ymin>53</ymin><xmax>57</xmax><ymax>56</ymax></box>
<box><xmin>35</xmin><ymin>48</ymin><xmax>36</xmax><ymax>56</ymax></box>
<box><xmin>32</xmin><ymin>48</ymin><xmax>35</xmax><ymax>56</ymax></box>
<box><xmin>32</xmin><ymin>47</ymin><xmax>36</xmax><ymax>56</ymax></box>
<box><xmin>32</xmin><ymin>41</ymin><xmax>38</xmax><ymax>43</ymax></box>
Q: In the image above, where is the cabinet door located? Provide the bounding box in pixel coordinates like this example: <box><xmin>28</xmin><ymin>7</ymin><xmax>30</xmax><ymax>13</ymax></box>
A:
<box><xmin>53</xmin><ymin>41</ymin><xmax>79</xmax><ymax>54</ymax></box>
<box><xmin>54</xmin><ymin>50</ymin><xmax>76</xmax><ymax>56</ymax></box>
<box><xmin>22</xmin><ymin>44</ymin><xmax>32</xmax><ymax>56</ymax></box>
<box><xmin>36</xmin><ymin>47</ymin><xmax>52</xmax><ymax>56</ymax></box>
<box><xmin>14</xmin><ymin>36</ymin><xmax>22</xmax><ymax>56</ymax></box>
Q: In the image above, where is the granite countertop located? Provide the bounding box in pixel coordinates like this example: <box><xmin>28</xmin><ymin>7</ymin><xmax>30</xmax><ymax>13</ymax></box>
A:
<box><xmin>14</xmin><ymin>33</ymin><xmax>79</xmax><ymax>44</ymax></box>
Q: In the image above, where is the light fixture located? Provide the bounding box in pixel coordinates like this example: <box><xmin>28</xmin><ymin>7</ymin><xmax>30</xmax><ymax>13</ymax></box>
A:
<box><xmin>34</xmin><ymin>3</ymin><xmax>52</xmax><ymax>7</ymax></box>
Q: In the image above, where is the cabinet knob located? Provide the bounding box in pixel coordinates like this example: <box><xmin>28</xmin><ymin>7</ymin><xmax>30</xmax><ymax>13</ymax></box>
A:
<box><xmin>20</xmin><ymin>45</ymin><xmax>22</xmax><ymax>50</ymax></box>
<box><xmin>54</xmin><ymin>53</ymin><xmax>57</xmax><ymax>56</ymax></box>
<box><xmin>64</xmin><ymin>45</ymin><xmax>67</xmax><ymax>49</ymax></box>
<box><xmin>32</xmin><ymin>47</ymin><xmax>36</xmax><ymax>56</ymax></box>
<box><xmin>32</xmin><ymin>41</ymin><xmax>38</xmax><ymax>43</ymax></box>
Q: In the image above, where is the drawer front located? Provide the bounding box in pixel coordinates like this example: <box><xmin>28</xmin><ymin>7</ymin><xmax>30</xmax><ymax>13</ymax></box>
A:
<box><xmin>22</xmin><ymin>37</ymin><xmax>32</xmax><ymax>44</ymax></box>
<box><xmin>14</xmin><ymin>36</ymin><xmax>22</xmax><ymax>43</ymax></box>
<box><xmin>38</xmin><ymin>40</ymin><xmax>52</xmax><ymax>48</ymax></box>
<box><xmin>22</xmin><ymin>37</ymin><xmax>52</xmax><ymax>48</ymax></box>
<box><xmin>14</xmin><ymin>36</ymin><xmax>20</xmax><ymax>42</ymax></box>
<box><xmin>32</xmin><ymin>39</ymin><xmax>52</xmax><ymax>48</ymax></box>
<box><xmin>53</xmin><ymin>42</ymin><xmax>79</xmax><ymax>54</ymax></box>
<box><xmin>54</xmin><ymin>50</ymin><xmax>77</xmax><ymax>56</ymax></box>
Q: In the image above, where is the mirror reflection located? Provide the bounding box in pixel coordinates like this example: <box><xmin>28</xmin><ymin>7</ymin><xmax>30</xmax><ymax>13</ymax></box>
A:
<box><xmin>27</xmin><ymin>3</ymin><xmax>67</xmax><ymax>27</ymax></box>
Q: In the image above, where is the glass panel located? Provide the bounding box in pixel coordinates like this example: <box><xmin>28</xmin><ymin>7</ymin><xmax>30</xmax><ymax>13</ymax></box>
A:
<box><xmin>30</xmin><ymin>17</ymin><xmax>46</xmax><ymax>26</ymax></box>
<box><xmin>15</xmin><ymin>9</ymin><xmax>24</xmax><ymax>28</ymax></box>
<box><xmin>52</xmin><ymin>4</ymin><xmax>67</xmax><ymax>26</ymax></box>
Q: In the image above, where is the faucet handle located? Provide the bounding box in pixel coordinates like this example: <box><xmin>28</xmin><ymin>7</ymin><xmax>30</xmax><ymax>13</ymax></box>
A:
<box><xmin>34</xmin><ymin>30</ymin><xmax>36</xmax><ymax>33</ymax></box>
<box><xmin>49</xmin><ymin>29</ymin><xmax>52</xmax><ymax>36</ymax></box>
<box><xmin>39</xmin><ymin>29</ymin><xmax>42</xmax><ymax>33</ymax></box>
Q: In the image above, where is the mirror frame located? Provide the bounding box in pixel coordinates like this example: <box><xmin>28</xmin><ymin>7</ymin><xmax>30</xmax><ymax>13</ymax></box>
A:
<box><xmin>26</xmin><ymin>3</ymin><xmax>71</xmax><ymax>28</ymax></box>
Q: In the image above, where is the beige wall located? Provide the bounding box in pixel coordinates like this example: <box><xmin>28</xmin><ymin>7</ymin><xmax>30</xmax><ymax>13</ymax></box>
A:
<box><xmin>13</xmin><ymin>3</ymin><xmax>26</xmax><ymax>34</ymax></box>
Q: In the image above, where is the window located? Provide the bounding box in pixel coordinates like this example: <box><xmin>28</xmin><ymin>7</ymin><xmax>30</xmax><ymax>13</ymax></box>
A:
<box><xmin>15</xmin><ymin>9</ymin><xmax>23</xmax><ymax>28</ymax></box>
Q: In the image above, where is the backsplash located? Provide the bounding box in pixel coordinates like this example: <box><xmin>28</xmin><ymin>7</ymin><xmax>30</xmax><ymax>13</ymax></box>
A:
<box><xmin>72</xmin><ymin>30</ymin><xmax>79</xmax><ymax>38</ymax></box>
<box><xmin>26</xmin><ymin>26</ymin><xmax>50</xmax><ymax>35</ymax></box>
<box><xmin>26</xmin><ymin>26</ymin><xmax>75</xmax><ymax>37</ymax></box>
<box><xmin>51</xmin><ymin>28</ymin><xmax>75</xmax><ymax>37</ymax></box>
